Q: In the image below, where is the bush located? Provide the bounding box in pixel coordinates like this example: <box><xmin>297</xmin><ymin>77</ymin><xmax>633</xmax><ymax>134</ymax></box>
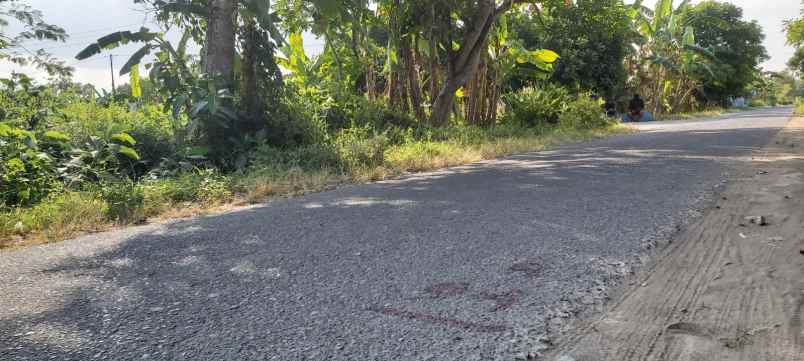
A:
<box><xmin>749</xmin><ymin>98</ymin><xmax>768</xmax><ymax>107</ymax></box>
<box><xmin>141</xmin><ymin>168</ymin><xmax>232</xmax><ymax>208</ymax></box>
<box><xmin>335</xmin><ymin>125</ymin><xmax>388</xmax><ymax>170</ymax></box>
<box><xmin>50</xmin><ymin>102</ymin><xmax>174</xmax><ymax>167</ymax></box>
<box><xmin>0</xmin><ymin>73</ymin><xmax>72</xmax><ymax>130</ymax></box>
<box><xmin>250</xmin><ymin>143</ymin><xmax>341</xmax><ymax>171</ymax></box>
<box><xmin>264</xmin><ymin>100</ymin><xmax>330</xmax><ymax>148</ymax></box>
<box><xmin>1</xmin><ymin>191</ymin><xmax>107</xmax><ymax>242</ymax></box>
<box><xmin>57</xmin><ymin>132</ymin><xmax>142</xmax><ymax>186</ymax></box>
<box><xmin>501</xmin><ymin>84</ymin><xmax>572</xmax><ymax>127</ymax></box>
<box><xmin>1</xmin><ymin>121</ymin><xmax>145</xmax><ymax>208</ymax></box>
<box><xmin>0</xmin><ymin>124</ymin><xmax>59</xmax><ymax>207</ymax></box>
<box><xmin>196</xmin><ymin>169</ymin><xmax>233</xmax><ymax>205</ymax></box>
<box><xmin>559</xmin><ymin>95</ymin><xmax>612</xmax><ymax>129</ymax></box>
<box><xmin>100</xmin><ymin>181</ymin><xmax>145</xmax><ymax>223</ymax></box>
<box><xmin>352</xmin><ymin>98</ymin><xmax>417</xmax><ymax>130</ymax></box>
<box><xmin>425</xmin><ymin>125</ymin><xmax>488</xmax><ymax>145</ymax></box>
<box><xmin>323</xmin><ymin>106</ymin><xmax>351</xmax><ymax>132</ymax></box>
<box><xmin>795</xmin><ymin>98</ymin><xmax>804</xmax><ymax>115</ymax></box>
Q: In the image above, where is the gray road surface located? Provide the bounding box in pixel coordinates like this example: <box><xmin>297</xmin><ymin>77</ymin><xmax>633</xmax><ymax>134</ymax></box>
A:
<box><xmin>0</xmin><ymin>108</ymin><xmax>792</xmax><ymax>360</ymax></box>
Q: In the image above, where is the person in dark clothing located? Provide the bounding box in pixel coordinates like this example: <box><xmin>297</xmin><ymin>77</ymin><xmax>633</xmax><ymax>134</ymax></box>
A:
<box><xmin>623</xmin><ymin>94</ymin><xmax>652</xmax><ymax>122</ymax></box>
<box><xmin>629</xmin><ymin>94</ymin><xmax>644</xmax><ymax>114</ymax></box>
<box><xmin>603</xmin><ymin>99</ymin><xmax>617</xmax><ymax>118</ymax></box>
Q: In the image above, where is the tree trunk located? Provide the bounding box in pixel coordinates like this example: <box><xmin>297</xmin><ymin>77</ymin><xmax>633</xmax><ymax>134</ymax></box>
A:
<box><xmin>431</xmin><ymin>77</ymin><xmax>458</xmax><ymax>125</ymax></box>
<box><xmin>398</xmin><ymin>71</ymin><xmax>410</xmax><ymax>113</ymax></box>
<box><xmin>401</xmin><ymin>36</ymin><xmax>424</xmax><ymax>121</ymax></box>
<box><xmin>429</xmin><ymin>0</ymin><xmax>509</xmax><ymax>126</ymax></box>
<box><xmin>428</xmin><ymin>3</ymin><xmax>440</xmax><ymax>102</ymax></box>
<box><xmin>205</xmin><ymin>0</ymin><xmax>237</xmax><ymax>82</ymax></box>
<box><xmin>429</xmin><ymin>35</ymin><xmax>440</xmax><ymax>101</ymax></box>
<box><xmin>204</xmin><ymin>0</ymin><xmax>237</xmax><ymax>163</ymax></box>
<box><xmin>367</xmin><ymin>63</ymin><xmax>377</xmax><ymax>100</ymax></box>
<box><xmin>240</xmin><ymin>18</ymin><xmax>262</xmax><ymax>130</ymax></box>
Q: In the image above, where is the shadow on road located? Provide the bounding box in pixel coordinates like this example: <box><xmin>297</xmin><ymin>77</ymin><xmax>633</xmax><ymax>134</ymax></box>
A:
<box><xmin>0</xmin><ymin>122</ymin><xmax>794</xmax><ymax>359</ymax></box>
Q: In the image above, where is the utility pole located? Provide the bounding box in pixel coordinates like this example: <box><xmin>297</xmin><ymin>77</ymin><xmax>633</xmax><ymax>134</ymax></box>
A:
<box><xmin>109</xmin><ymin>54</ymin><xmax>116</xmax><ymax>98</ymax></box>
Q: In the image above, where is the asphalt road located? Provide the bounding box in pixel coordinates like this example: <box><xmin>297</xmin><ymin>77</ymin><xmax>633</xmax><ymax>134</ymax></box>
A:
<box><xmin>0</xmin><ymin>108</ymin><xmax>792</xmax><ymax>360</ymax></box>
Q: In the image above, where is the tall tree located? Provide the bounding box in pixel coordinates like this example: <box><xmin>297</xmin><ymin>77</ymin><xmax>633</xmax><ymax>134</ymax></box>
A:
<box><xmin>681</xmin><ymin>1</ymin><xmax>767</xmax><ymax>105</ymax></box>
<box><xmin>205</xmin><ymin>0</ymin><xmax>238</xmax><ymax>82</ymax></box>
<box><xmin>237</xmin><ymin>0</ymin><xmax>285</xmax><ymax>133</ymax></box>
<box><xmin>786</xmin><ymin>1</ymin><xmax>804</xmax><ymax>75</ymax></box>
<box><xmin>629</xmin><ymin>0</ymin><xmax>717</xmax><ymax>113</ymax></box>
<box><xmin>514</xmin><ymin>0</ymin><xmax>633</xmax><ymax>97</ymax></box>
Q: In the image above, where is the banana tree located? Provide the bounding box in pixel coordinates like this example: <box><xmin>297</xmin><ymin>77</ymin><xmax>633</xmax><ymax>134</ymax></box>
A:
<box><xmin>77</xmin><ymin>0</ymin><xmax>285</xmax><ymax>163</ymax></box>
<box><xmin>628</xmin><ymin>0</ymin><xmax>715</xmax><ymax>113</ymax></box>
<box><xmin>76</xmin><ymin>27</ymin><xmax>198</xmax><ymax>148</ymax></box>
<box><xmin>463</xmin><ymin>11</ymin><xmax>559</xmax><ymax>126</ymax></box>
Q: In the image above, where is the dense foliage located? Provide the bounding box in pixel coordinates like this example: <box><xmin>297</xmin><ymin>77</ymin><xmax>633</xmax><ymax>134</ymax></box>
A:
<box><xmin>511</xmin><ymin>0</ymin><xmax>634</xmax><ymax>98</ymax></box>
<box><xmin>787</xmin><ymin>2</ymin><xmax>804</xmax><ymax>75</ymax></box>
<box><xmin>681</xmin><ymin>1</ymin><xmax>767</xmax><ymax>105</ymax></box>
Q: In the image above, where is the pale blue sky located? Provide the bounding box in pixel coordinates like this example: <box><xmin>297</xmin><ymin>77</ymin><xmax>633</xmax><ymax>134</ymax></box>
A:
<box><xmin>0</xmin><ymin>0</ymin><xmax>799</xmax><ymax>89</ymax></box>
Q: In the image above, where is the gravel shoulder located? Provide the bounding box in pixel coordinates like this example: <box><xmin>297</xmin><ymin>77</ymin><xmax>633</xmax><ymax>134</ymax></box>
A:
<box><xmin>0</xmin><ymin>108</ymin><xmax>793</xmax><ymax>360</ymax></box>
<box><xmin>548</xmin><ymin>115</ymin><xmax>804</xmax><ymax>361</ymax></box>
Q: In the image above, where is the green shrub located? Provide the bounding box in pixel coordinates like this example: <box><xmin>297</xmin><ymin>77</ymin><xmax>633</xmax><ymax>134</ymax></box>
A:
<box><xmin>428</xmin><ymin>125</ymin><xmax>488</xmax><ymax>145</ymax></box>
<box><xmin>749</xmin><ymin>98</ymin><xmax>768</xmax><ymax>107</ymax></box>
<box><xmin>559</xmin><ymin>95</ymin><xmax>611</xmax><ymax>130</ymax></box>
<box><xmin>143</xmin><ymin>175</ymin><xmax>199</xmax><ymax>204</ymax></box>
<box><xmin>0</xmin><ymin>124</ymin><xmax>59</xmax><ymax>207</ymax></box>
<box><xmin>57</xmin><ymin>132</ymin><xmax>141</xmax><ymax>186</ymax></box>
<box><xmin>264</xmin><ymin>100</ymin><xmax>330</xmax><ymax>148</ymax></box>
<box><xmin>1</xmin><ymin>191</ymin><xmax>107</xmax><ymax>242</ymax></box>
<box><xmin>50</xmin><ymin>102</ymin><xmax>174</xmax><ymax>169</ymax></box>
<box><xmin>196</xmin><ymin>169</ymin><xmax>233</xmax><ymax>205</ymax></box>
<box><xmin>141</xmin><ymin>168</ymin><xmax>232</xmax><ymax>207</ymax></box>
<box><xmin>501</xmin><ymin>84</ymin><xmax>572</xmax><ymax>127</ymax></box>
<box><xmin>0</xmin><ymin>73</ymin><xmax>72</xmax><ymax>130</ymax></box>
<box><xmin>100</xmin><ymin>182</ymin><xmax>145</xmax><ymax>223</ymax></box>
<box><xmin>352</xmin><ymin>98</ymin><xmax>417</xmax><ymax>130</ymax></box>
<box><xmin>335</xmin><ymin>125</ymin><xmax>388</xmax><ymax>170</ymax></box>
<box><xmin>250</xmin><ymin>143</ymin><xmax>341</xmax><ymax>171</ymax></box>
<box><xmin>795</xmin><ymin>98</ymin><xmax>804</xmax><ymax>115</ymax></box>
<box><xmin>779</xmin><ymin>99</ymin><xmax>793</xmax><ymax>105</ymax></box>
<box><xmin>323</xmin><ymin>105</ymin><xmax>351</xmax><ymax>131</ymax></box>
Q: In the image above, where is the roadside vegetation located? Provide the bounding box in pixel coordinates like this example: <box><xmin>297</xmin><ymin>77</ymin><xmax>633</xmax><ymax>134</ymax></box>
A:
<box><xmin>0</xmin><ymin>0</ymin><xmax>794</xmax><ymax>247</ymax></box>
<box><xmin>787</xmin><ymin>5</ymin><xmax>804</xmax><ymax>116</ymax></box>
<box><xmin>795</xmin><ymin>98</ymin><xmax>804</xmax><ymax>116</ymax></box>
<box><xmin>654</xmin><ymin>107</ymin><xmax>740</xmax><ymax>121</ymax></box>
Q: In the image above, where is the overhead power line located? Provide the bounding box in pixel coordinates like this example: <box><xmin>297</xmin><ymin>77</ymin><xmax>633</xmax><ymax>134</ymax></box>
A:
<box><xmin>21</xmin><ymin>21</ymin><xmax>159</xmax><ymax>50</ymax></box>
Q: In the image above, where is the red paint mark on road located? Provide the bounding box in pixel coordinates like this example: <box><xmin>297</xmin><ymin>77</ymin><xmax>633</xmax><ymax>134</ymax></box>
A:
<box><xmin>480</xmin><ymin>289</ymin><xmax>524</xmax><ymax>312</ymax></box>
<box><xmin>424</xmin><ymin>282</ymin><xmax>469</xmax><ymax>298</ymax></box>
<box><xmin>368</xmin><ymin>307</ymin><xmax>509</xmax><ymax>333</ymax></box>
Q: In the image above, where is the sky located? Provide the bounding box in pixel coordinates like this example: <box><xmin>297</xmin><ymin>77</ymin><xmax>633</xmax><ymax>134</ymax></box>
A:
<box><xmin>0</xmin><ymin>0</ymin><xmax>800</xmax><ymax>89</ymax></box>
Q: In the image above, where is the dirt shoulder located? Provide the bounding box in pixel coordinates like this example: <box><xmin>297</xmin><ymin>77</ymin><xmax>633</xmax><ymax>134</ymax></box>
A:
<box><xmin>547</xmin><ymin>117</ymin><xmax>804</xmax><ymax>361</ymax></box>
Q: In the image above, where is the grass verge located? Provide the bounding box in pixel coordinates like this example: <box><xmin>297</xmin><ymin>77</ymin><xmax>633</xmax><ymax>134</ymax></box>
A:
<box><xmin>794</xmin><ymin>98</ymin><xmax>804</xmax><ymax>115</ymax></box>
<box><xmin>654</xmin><ymin>107</ymin><xmax>749</xmax><ymax>121</ymax></box>
<box><xmin>1</xmin><ymin>124</ymin><xmax>633</xmax><ymax>249</ymax></box>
